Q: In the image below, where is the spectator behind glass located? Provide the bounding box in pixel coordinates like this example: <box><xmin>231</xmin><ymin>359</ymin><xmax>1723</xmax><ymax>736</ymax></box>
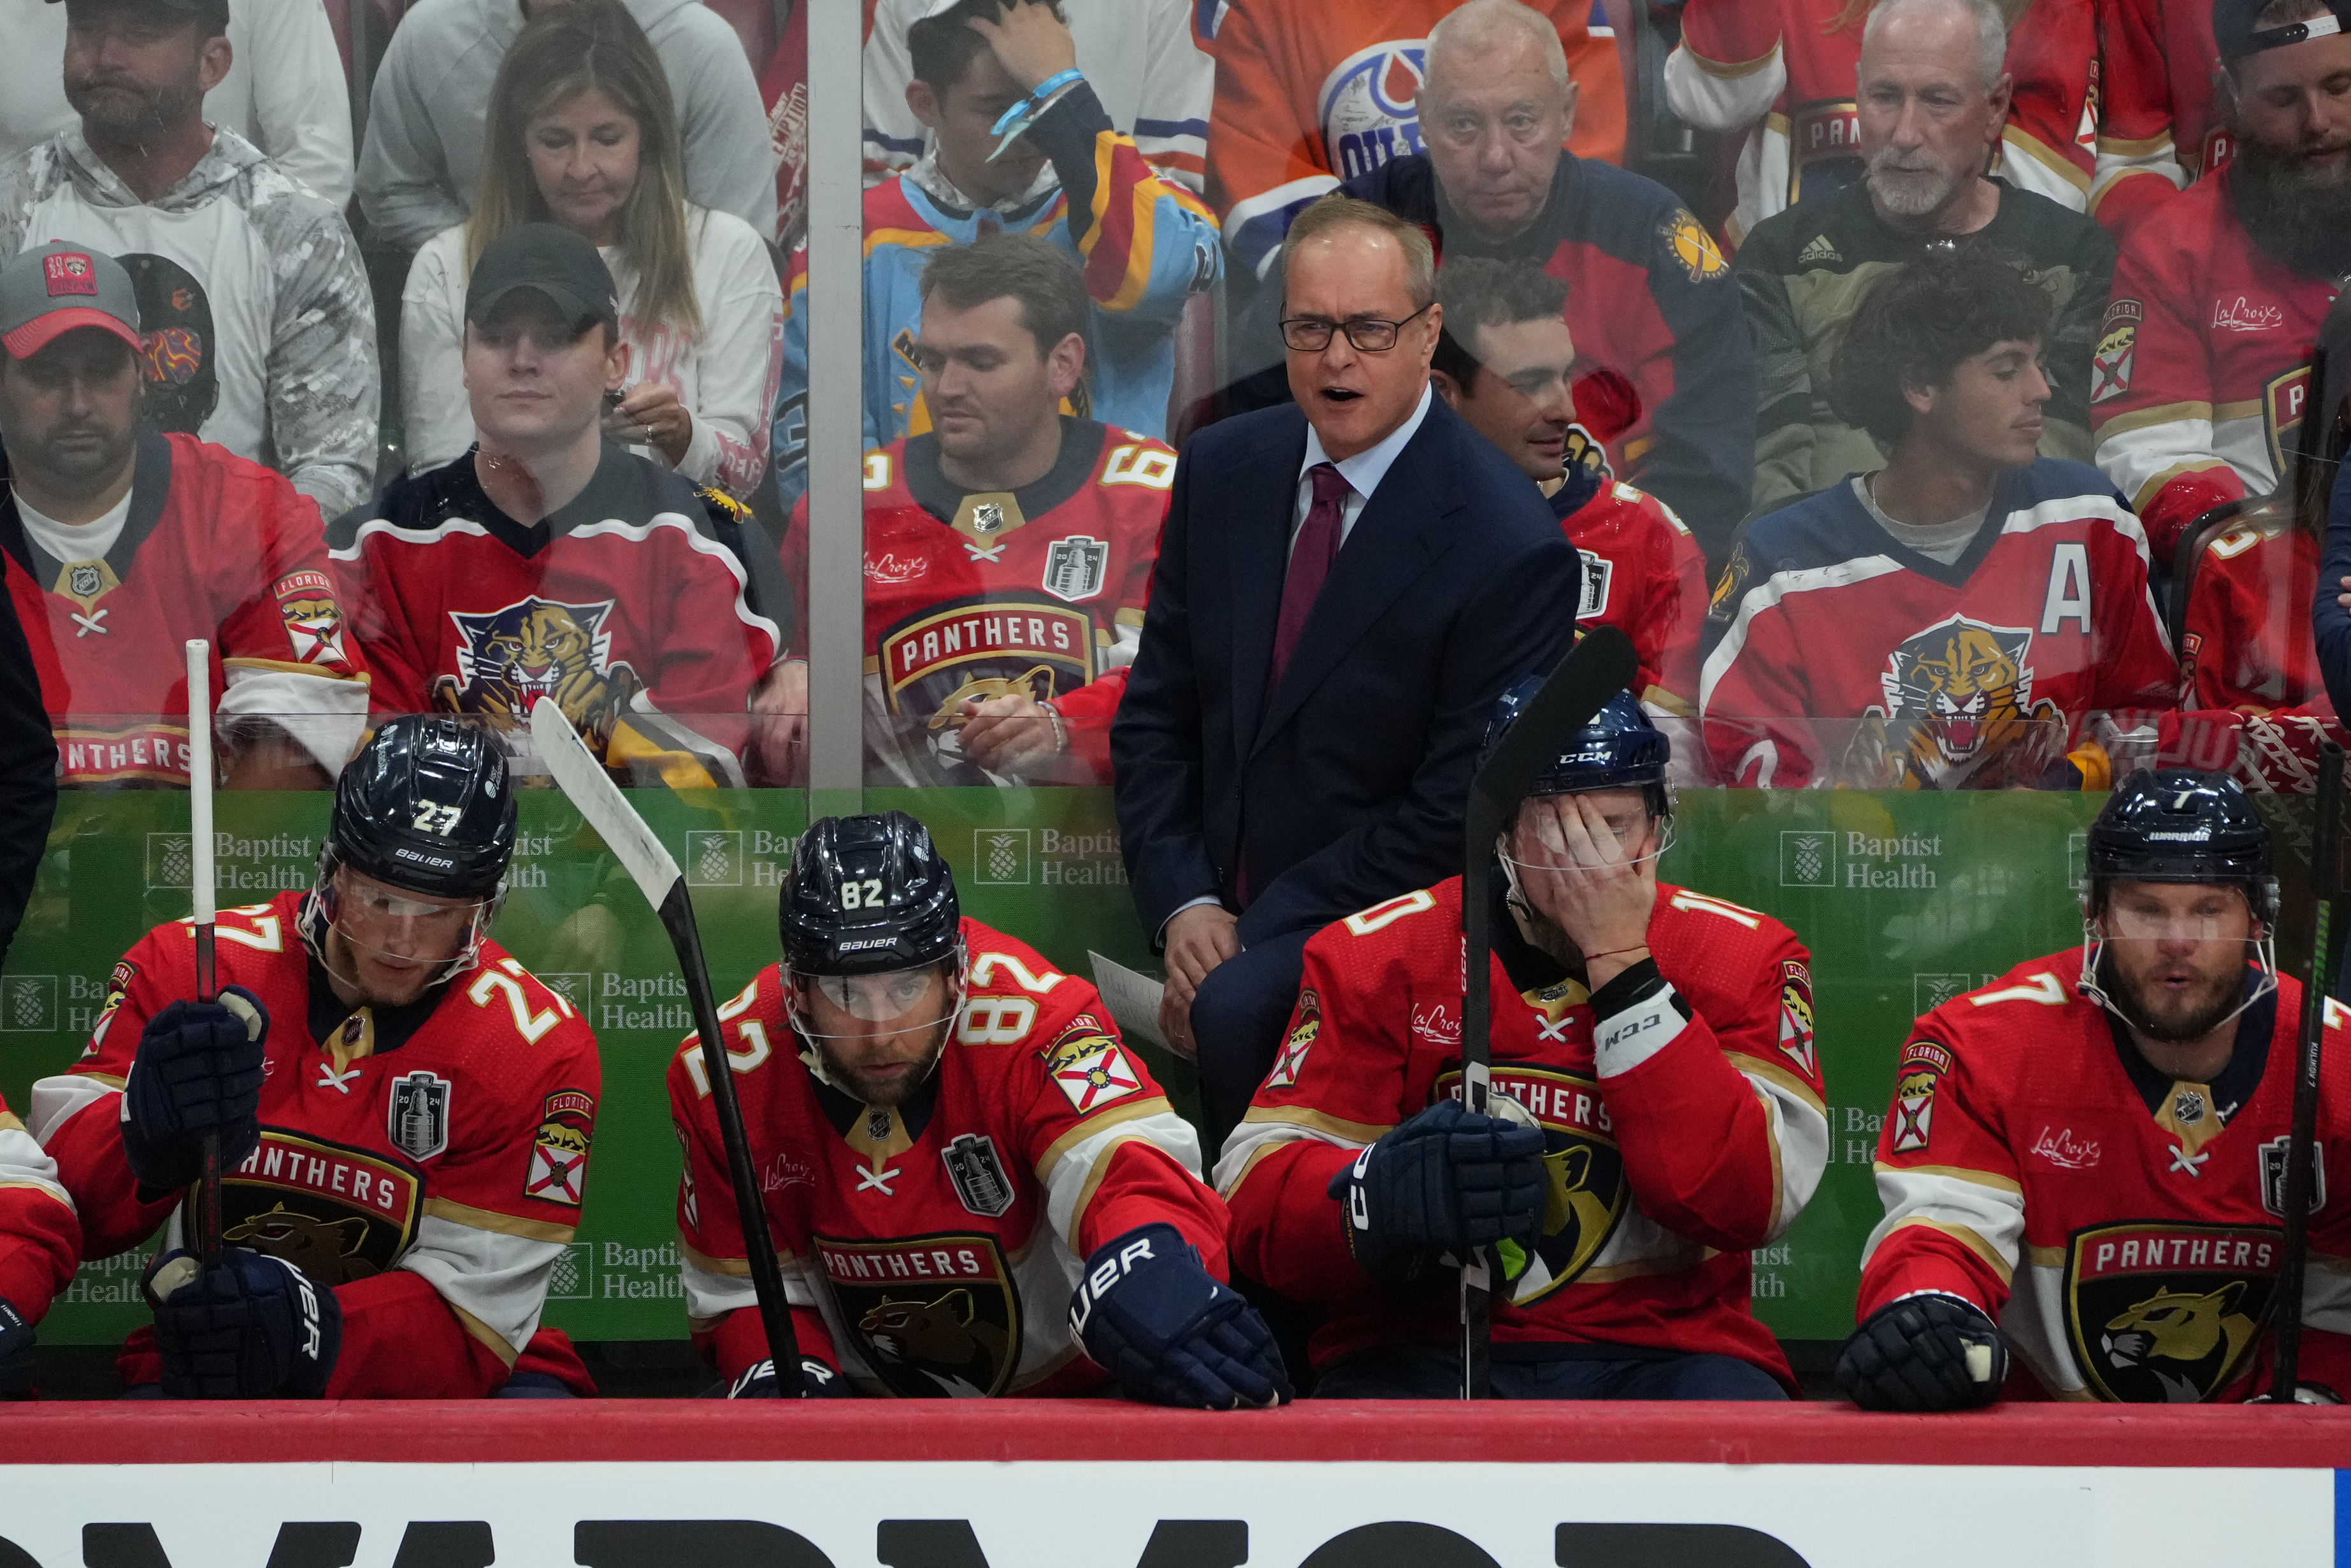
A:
<box><xmin>1428</xmin><ymin>255</ymin><xmax>1709</xmax><ymax>740</ymax></box>
<box><xmin>770</xmin><ymin>0</ymin><xmax>1219</xmax><ymax>508</ymax></box>
<box><xmin>359</xmin><ymin>0</ymin><xmax>777</xmax><ymax>254</ymax></box>
<box><xmin>330</xmin><ymin>224</ymin><xmax>791</xmax><ymax>790</ymax></box>
<box><xmin>0</xmin><ymin>241</ymin><xmax>369</xmax><ymax>789</ymax></box>
<box><xmin>399</xmin><ymin>0</ymin><xmax>783</xmax><ymax>500</ymax></box>
<box><xmin>0</xmin><ymin>0</ymin><xmax>379</xmax><ymax>523</ymax></box>
<box><xmin>1229</xmin><ymin>0</ymin><xmax>1754</xmax><ymax>560</ymax></box>
<box><xmin>1736</xmin><ymin>0</ymin><xmax>2114</xmax><ymax>517</ymax></box>
<box><xmin>1701</xmin><ymin>249</ymin><xmax>2175</xmax><ymax>792</ymax></box>
<box><xmin>863</xmin><ymin>0</ymin><xmax>1214</xmax><ymax>193</ymax></box>
<box><xmin>0</xmin><ymin>0</ymin><xmax>353</xmax><ymax>210</ymax></box>
<box><xmin>773</xmin><ymin>234</ymin><xmax>1170</xmax><ymax>787</ymax></box>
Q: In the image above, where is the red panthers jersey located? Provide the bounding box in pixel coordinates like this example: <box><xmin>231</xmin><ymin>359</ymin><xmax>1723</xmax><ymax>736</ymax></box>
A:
<box><xmin>2180</xmin><ymin>515</ymin><xmax>2320</xmax><ymax>713</ymax></box>
<box><xmin>1220</xmin><ymin>877</ymin><xmax>1825</xmax><ymax>1383</ymax></box>
<box><xmin>30</xmin><ymin>891</ymin><xmax>601</xmax><ymax>1397</ymax></box>
<box><xmin>671</xmin><ymin>919</ymin><xmax>1226</xmax><ymax>1398</ymax></box>
<box><xmin>2094</xmin><ymin>0</ymin><xmax>2223</xmax><ymax>231</ymax></box>
<box><xmin>1</xmin><ymin>433</ymin><xmax>368</xmax><ymax>786</ymax></box>
<box><xmin>784</xmin><ymin>420</ymin><xmax>1170</xmax><ymax>786</ymax></box>
<box><xmin>1859</xmin><ymin>949</ymin><xmax>2351</xmax><ymax>1402</ymax></box>
<box><xmin>1699</xmin><ymin>462</ymin><xmax>2177</xmax><ymax>788</ymax></box>
<box><xmin>0</xmin><ymin>1090</ymin><xmax>77</xmax><ymax>1325</ymax></box>
<box><xmin>1555</xmin><ymin>475</ymin><xmax>1706</xmax><ymax>712</ymax></box>
<box><xmin>2090</xmin><ymin>171</ymin><xmax>2339</xmax><ymax>566</ymax></box>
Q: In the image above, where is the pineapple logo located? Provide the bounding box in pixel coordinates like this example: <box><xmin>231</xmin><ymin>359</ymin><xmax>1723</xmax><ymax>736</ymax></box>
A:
<box><xmin>684</xmin><ymin>830</ymin><xmax>742</xmax><ymax>887</ymax></box>
<box><xmin>1915</xmin><ymin>974</ymin><xmax>1974</xmax><ymax>1015</ymax></box>
<box><xmin>547</xmin><ymin>1241</ymin><xmax>594</xmax><ymax>1300</ymax></box>
<box><xmin>1779</xmin><ymin>830</ymin><xmax>1835</xmax><ymax>888</ymax></box>
<box><xmin>541</xmin><ymin>974</ymin><xmax>589</xmax><ymax>1008</ymax></box>
<box><xmin>974</xmin><ymin>828</ymin><xmax>1032</xmax><ymax>885</ymax></box>
<box><xmin>147</xmin><ymin>833</ymin><xmax>193</xmax><ymax>889</ymax></box>
<box><xmin>0</xmin><ymin>975</ymin><xmax>55</xmax><ymax>1032</ymax></box>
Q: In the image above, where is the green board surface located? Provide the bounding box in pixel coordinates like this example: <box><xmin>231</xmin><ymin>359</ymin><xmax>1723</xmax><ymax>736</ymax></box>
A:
<box><xmin>0</xmin><ymin>786</ymin><xmax>2313</xmax><ymax>1345</ymax></box>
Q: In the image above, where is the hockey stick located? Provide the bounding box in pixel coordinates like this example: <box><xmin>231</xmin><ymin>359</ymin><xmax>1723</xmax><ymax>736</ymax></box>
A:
<box><xmin>185</xmin><ymin>640</ymin><xmax>222</xmax><ymax>1265</ymax></box>
<box><xmin>528</xmin><ymin>698</ymin><xmax>800</xmax><ymax>1376</ymax></box>
<box><xmin>2275</xmin><ymin>740</ymin><xmax>2345</xmax><ymax>1397</ymax></box>
<box><xmin>1456</xmin><ymin>625</ymin><xmax>1639</xmax><ymax>1399</ymax></box>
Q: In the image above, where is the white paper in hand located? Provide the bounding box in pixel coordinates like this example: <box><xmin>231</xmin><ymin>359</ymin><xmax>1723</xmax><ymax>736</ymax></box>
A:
<box><xmin>1087</xmin><ymin>951</ymin><xmax>1168</xmax><ymax>1051</ymax></box>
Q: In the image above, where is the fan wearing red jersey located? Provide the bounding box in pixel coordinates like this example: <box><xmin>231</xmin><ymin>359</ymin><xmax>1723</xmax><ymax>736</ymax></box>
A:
<box><xmin>330</xmin><ymin>225</ymin><xmax>784</xmax><ymax>790</ymax></box>
<box><xmin>673</xmin><ymin>812</ymin><xmax>1287</xmax><ymax>1406</ymax></box>
<box><xmin>28</xmin><ymin>718</ymin><xmax>603</xmax><ymax>1399</ymax></box>
<box><xmin>1221</xmin><ymin>687</ymin><xmax>1825</xmax><ymax>1398</ymax></box>
<box><xmin>772</xmin><ymin>234</ymin><xmax>1167</xmax><ymax>786</ymax></box>
<box><xmin>2090</xmin><ymin>1</ymin><xmax>2351</xmax><ymax>571</ymax></box>
<box><xmin>1839</xmin><ymin>770</ymin><xmax>2351</xmax><ymax>1407</ymax></box>
<box><xmin>1703</xmin><ymin>248</ymin><xmax>2175</xmax><ymax>790</ymax></box>
<box><xmin>0</xmin><ymin>241</ymin><xmax>368</xmax><ymax>789</ymax></box>
<box><xmin>1428</xmin><ymin>258</ymin><xmax>1706</xmax><ymax>725</ymax></box>
<box><xmin>2092</xmin><ymin>0</ymin><xmax>2221</xmax><ymax>231</ymax></box>
<box><xmin>0</xmin><ymin>1088</ymin><xmax>79</xmax><ymax>1399</ymax></box>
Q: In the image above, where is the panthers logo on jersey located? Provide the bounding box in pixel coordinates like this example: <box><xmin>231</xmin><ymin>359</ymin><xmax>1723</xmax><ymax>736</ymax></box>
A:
<box><xmin>2064</xmin><ymin>1222</ymin><xmax>2280</xmax><ymax>1402</ymax></box>
<box><xmin>433</xmin><ymin>596</ymin><xmax>643</xmax><ymax>747</ymax></box>
<box><xmin>1439</xmin><ymin>1063</ymin><xmax>1628</xmax><ymax>1305</ymax></box>
<box><xmin>1844</xmin><ymin>614</ymin><xmax>2064</xmax><ymax>789</ymax></box>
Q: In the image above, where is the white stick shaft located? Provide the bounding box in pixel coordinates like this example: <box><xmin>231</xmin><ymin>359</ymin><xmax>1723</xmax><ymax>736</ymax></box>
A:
<box><xmin>185</xmin><ymin>639</ymin><xmax>215</xmax><ymax>926</ymax></box>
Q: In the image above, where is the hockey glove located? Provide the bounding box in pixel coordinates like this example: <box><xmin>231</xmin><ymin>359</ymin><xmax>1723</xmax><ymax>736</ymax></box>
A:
<box><xmin>1834</xmin><ymin>1291</ymin><xmax>2007</xmax><ymax>1412</ymax></box>
<box><xmin>122</xmin><ymin>988</ymin><xmax>268</xmax><ymax>1193</ymax></box>
<box><xmin>1069</xmin><ymin>1223</ymin><xmax>1291</xmax><ymax>1410</ymax></box>
<box><xmin>0</xmin><ymin>1297</ymin><xmax>34</xmax><ymax>1400</ymax></box>
<box><xmin>1326</xmin><ymin>1098</ymin><xmax>1544</xmax><ymax>1281</ymax></box>
<box><xmin>146</xmin><ymin>1246</ymin><xmax>340</xmax><ymax>1400</ymax></box>
<box><xmin>728</xmin><ymin>1356</ymin><xmax>854</xmax><ymax>1399</ymax></box>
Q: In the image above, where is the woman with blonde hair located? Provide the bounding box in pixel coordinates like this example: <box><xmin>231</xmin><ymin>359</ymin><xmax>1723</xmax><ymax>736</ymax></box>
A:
<box><xmin>399</xmin><ymin>0</ymin><xmax>782</xmax><ymax>498</ymax></box>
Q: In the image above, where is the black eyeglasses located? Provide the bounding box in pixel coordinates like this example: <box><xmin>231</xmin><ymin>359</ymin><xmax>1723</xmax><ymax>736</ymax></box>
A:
<box><xmin>1279</xmin><ymin>303</ymin><xmax>1432</xmax><ymax>353</ymax></box>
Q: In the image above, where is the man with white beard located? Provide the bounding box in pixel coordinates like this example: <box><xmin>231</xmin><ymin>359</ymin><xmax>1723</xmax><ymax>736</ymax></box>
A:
<box><xmin>1731</xmin><ymin>0</ymin><xmax>2115</xmax><ymax>516</ymax></box>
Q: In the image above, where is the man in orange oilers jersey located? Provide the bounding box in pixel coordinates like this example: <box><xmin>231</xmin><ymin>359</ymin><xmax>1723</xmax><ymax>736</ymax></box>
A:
<box><xmin>1839</xmin><ymin>770</ymin><xmax>2351</xmax><ymax>1407</ymax></box>
<box><xmin>672</xmin><ymin>812</ymin><xmax>1287</xmax><ymax>1405</ymax></box>
<box><xmin>1220</xmin><ymin>687</ymin><xmax>1825</xmax><ymax>1398</ymax></box>
<box><xmin>29</xmin><ymin>717</ymin><xmax>601</xmax><ymax>1398</ymax></box>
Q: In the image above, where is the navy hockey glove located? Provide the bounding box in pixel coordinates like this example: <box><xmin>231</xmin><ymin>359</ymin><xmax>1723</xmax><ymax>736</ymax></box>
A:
<box><xmin>1835</xmin><ymin>1292</ymin><xmax>2008</xmax><ymax>1412</ymax></box>
<box><xmin>728</xmin><ymin>1356</ymin><xmax>854</xmax><ymax>1399</ymax></box>
<box><xmin>0</xmin><ymin>1296</ymin><xmax>34</xmax><ymax>1399</ymax></box>
<box><xmin>146</xmin><ymin>1246</ymin><xmax>340</xmax><ymax>1399</ymax></box>
<box><xmin>1327</xmin><ymin>1098</ymin><xmax>1544</xmax><ymax>1280</ymax></box>
<box><xmin>1070</xmin><ymin>1223</ymin><xmax>1291</xmax><ymax>1409</ymax></box>
<box><xmin>122</xmin><ymin>988</ymin><xmax>268</xmax><ymax>1193</ymax></box>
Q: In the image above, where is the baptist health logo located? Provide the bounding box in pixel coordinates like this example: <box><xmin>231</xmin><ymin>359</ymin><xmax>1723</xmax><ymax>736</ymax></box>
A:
<box><xmin>1913</xmin><ymin>973</ymin><xmax>2003</xmax><ymax>1015</ymax></box>
<box><xmin>547</xmin><ymin>1241</ymin><xmax>595</xmax><ymax>1300</ymax></box>
<box><xmin>974</xmin><ymin>828</ymin><xmax>1033</xmax><ymax>886</ymax></box>
<box><xmin>146</xmin><ymin>833</ymin><xmax>193</xmax><ymax>889</ymax></box>
<box><xmin>1779</xmin><ymin>830</ymin><xmax>1835</xmax><ymax>888</ymax></box>
<box><xmin>0</xmin><ymin>975</ymin><xmax>55</xmax><ymax>1032</ymax></box>
<box><xmin>684</xmin><ymin>830</ymin><xmax>741</xmax><ymax>887</ymax></box>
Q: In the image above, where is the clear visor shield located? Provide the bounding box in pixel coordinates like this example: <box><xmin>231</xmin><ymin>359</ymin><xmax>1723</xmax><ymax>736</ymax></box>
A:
<box><xmin>317</xmin><ymin>872</ymin><xmax>494</xmax><ymax>981</ymax></box>
<box><xmin>790</xmin><ymin>961</ymin><xmax>961</xmax><ymax>1039</ymax></box>
<box><xmin>2098</xmin><ymin>907</ymin><xmax>2255</xmax><ymax>944</ymax></box>
<box><xmin>1495</xmin><ymin>793</ymin><xmax>1674</xmax><ymax>875</ymax></box>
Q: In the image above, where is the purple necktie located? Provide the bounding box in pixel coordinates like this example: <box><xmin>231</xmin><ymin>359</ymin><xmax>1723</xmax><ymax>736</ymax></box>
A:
<box><xmin>1269</xmin><ymin>462</ymin><xmax>1349</xmax><ymax>693</ymax></box>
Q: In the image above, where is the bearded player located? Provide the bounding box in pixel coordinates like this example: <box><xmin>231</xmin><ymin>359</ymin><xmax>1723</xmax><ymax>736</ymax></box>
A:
<box><xmin>1702</xmin><ymin>247</ymin><xmax>2176</xmax><ymax>790</ymax></box>
<box><xmin>772</xmin><ymin>234</ymin><xmax>1167</xmax><ymax>786</ymax></box>
<box><xmin>1839</xmin><ymin>770</ymin><xmax>2351</xmax><ymax>1408</ymax></box>
<box><xmin>28</xmin><ymin>717</ymin><xmax>603</xmax><ymax>1399</ymax></box>
<box><xmin>672</xmin><ymin>812</ymin><xmax>1286</xmax><ymax>1406</ymax></box>
<box><xmin>1219</xmin><ymin>688</ymin><xmax>1826</xmax><ymax>1399</ymax></box>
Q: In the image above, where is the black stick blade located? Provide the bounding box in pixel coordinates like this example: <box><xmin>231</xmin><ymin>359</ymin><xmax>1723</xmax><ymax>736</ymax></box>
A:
<box><xmin>1469</xmin><ymin>626</ymin><xmax>1642</xmax><ymax>826</ymax></box>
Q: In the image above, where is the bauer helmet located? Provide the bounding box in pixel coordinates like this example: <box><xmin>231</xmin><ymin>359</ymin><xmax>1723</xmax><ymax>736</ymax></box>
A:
<box><xmin>1483</xmin><ymin>680</ymin><xmax>1671</xmax><ymax>819</ymax></box>
<box><xmin>327</xmin><ymin>716</ymin><xmax>517</xmax><ymax>900</ymax></box>
<box><xmin>2085</xmin><ymin>768</ymin><xmax>2275</xmax><ymax>924</ymax></box>
<box><xmin>780</xmin><ymin>812</ymin><xmax>962</xmax><ymax>977</ymax></box>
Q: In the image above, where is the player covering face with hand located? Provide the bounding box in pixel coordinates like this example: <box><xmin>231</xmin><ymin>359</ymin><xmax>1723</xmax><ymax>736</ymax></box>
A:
<box><xmin>29</xmin><ymin>716</ymin><xmax>603</xmax><ymax>1399</ymax></box>
<box><xmin>1840</xmin><ymin>770</ymin><xmax>2351</xmax><ymax>1408</ymax></box>
<box><xmin>671</xmin><ymin>810</ymin><xmax>1286</xmax><ymax>1406</ymax></box>
<box><xmin>1219</xmin><ymin>687</ymin><xmax>1827</xmax><ymax>1398</ymax></box>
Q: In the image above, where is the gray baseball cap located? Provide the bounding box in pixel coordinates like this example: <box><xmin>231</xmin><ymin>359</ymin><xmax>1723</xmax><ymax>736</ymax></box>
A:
<box><xmin>0</xmin><ymin>242</ymin><xmax>143</xmax><ymax>361</ymax></box>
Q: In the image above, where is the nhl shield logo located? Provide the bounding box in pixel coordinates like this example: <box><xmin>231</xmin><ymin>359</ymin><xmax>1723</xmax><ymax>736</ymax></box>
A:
<box><xmin>820</xmin><ymin>1232</ymin><xmax>1021</xmax><ymax>1397</ymax></box>
<box><xmin>1042</xmin><ymin>535</ymin><xmax>1111</xmax><ymax>603</ymax></box>
<box><xmin>2065</xmin><ymin>1221</ymin><xmax>2281</xmax><ymax>1402</ymax></box>
<box><xmin>68</xmin><ymin>563</ymin><xmax>104</xmax><ymax>600</ymax></box>
<box><xmin>941</xmin><ymin>1133</ymin><xmax>1016</xmax><ymax>1218</ymax></box>
<box><xmin>387</xmin><ymin>1070</ymin><xmax>450</xmax><ymax>1162</ymax></box>
<box><xmin>971</xmin><ymin>501</ymin><xmax>1006</xmax><ymax>535</ymax></box>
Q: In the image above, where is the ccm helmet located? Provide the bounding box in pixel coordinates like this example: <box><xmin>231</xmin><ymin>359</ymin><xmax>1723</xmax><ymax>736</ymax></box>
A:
<box><xmin>1483</xmin><ymin>680</ymin><xmax>1671</xmax><ymax>819</ymax></box>
<box><xmin>2085</xmin><ymin>768</ymin><xmax>2275</xmax><ymax>923</ymax></box>
<box><xmin>780</xmin><ymin>812</ymin><xmax>961</xmax><ymax>977</ymax></box>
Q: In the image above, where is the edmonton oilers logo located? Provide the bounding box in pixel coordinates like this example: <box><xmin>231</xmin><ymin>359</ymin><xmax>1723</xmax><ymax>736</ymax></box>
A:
<box><xmin>1320</xmin><ymin>42</ymin><xmax>1429</xmax><ymax>182</ymax></box>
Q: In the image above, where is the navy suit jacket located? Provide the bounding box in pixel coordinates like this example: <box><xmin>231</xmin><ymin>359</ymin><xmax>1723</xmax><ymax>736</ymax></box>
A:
<box><xmin>1113</xmin><ymin>396</ymin><xmax>1582</xmax><ymax>947</ymax></box>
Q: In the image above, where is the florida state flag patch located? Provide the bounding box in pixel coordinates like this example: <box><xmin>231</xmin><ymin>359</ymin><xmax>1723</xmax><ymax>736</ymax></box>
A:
<box><xmin>524</xmin><ymin>1089</ymin><xmax>594</xmax><ymax>1206</ymax></box>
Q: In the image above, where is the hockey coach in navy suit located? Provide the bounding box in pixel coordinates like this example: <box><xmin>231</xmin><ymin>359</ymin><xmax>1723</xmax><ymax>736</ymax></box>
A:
<box><xmin>1114</xmin><ymin>194</ymin><xmax>1581</xmax><ymax>1154</ymax></box>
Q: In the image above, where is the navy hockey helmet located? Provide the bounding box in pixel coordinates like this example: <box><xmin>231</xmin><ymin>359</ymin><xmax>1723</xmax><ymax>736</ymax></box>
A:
<box><xmin>327</xmin><ymin>717</ymin><xmax>517</xmax><ymax>901</ymax></box>
<box><xmin>1483</xmin><ymin>680</ymin><xmax>1671</xmax><ymax>818</ymax></box>
<box><xmin>2085</xmin><ymin>768</ymin><xmax>2275</xmax><ymax>924</ymax></box>
<box><xmin>781</xmin><ymin>812</ymin><xmax>962</xmax><ymax>977</ymax></box>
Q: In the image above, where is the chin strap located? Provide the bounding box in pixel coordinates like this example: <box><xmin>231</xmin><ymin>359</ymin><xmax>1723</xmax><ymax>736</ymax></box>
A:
<box><xmin>786</xmin><ymin>942</ymin><xmax>971</xmax><ymax>1097</ymax></box>
<box><xmin>2074</xmin><ymin>921</ymin><xmax>2280</xmax><ymax>1041</ymax></box>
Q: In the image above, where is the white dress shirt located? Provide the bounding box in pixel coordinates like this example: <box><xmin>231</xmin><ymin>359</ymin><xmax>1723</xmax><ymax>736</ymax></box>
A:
<box><xmin>1291</xmin><ymin>382</ymin><xmax>1434</xmax><ymax>553</ymax></box>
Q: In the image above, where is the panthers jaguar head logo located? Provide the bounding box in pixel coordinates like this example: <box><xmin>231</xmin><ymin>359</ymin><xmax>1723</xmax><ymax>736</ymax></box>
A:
<box><xmin>434</xmin><ymin>596</ymin><xmax>642</xmax><ymax>744</ymax></box>
<box><xmin>2099</xmin><ymin>1281</ymin><xmax>2257</xmax><ymax>1402</ymax></box>
<box><xmin>858</xmin><ymin>1288</ymin><xmax>1011</xmax><ymax>1397</ymax></box>
<box><xmin>224</xmin><ymin>1202</ymin><xmax>379</xmax><ymax>1287</ymax></box>
<box><xmin>1846</xmin><ymin>614</ymin><xmax>2062</xmax><ymax>788</ymax></box>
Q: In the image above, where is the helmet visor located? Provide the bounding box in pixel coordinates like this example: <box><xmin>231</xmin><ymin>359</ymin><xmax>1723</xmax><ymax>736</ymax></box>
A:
<box><xmin>807</xmin><ymin>965</ymin><xmax>951</xmax><ymax>1025</ymax></box>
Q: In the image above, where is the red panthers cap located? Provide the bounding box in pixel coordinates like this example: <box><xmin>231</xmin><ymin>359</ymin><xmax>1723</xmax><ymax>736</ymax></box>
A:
<box><xmin>0</xmin><ymin>242</ymin><xmax>143</xmax><ymax>361</ymax></box>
